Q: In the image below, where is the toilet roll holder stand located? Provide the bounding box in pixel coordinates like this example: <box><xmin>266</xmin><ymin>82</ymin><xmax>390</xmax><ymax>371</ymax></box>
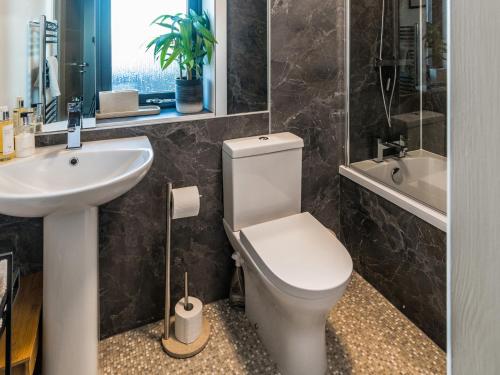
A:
<box><xmin>161</xmin><ymin>183</ymin><xmax>211</xmax><ymax>358</ymax></box>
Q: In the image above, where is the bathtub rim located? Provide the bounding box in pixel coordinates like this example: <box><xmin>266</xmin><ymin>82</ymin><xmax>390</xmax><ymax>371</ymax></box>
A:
<box><xmin>339</xmin><ymin>165</ymin><xmax>447</xmax><ymax>232</ymax></box>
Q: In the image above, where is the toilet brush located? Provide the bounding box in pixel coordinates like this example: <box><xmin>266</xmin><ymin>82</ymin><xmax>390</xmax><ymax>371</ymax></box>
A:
<box><xmin>161</xmin><ymin>183</ymin><xmax>210</xmax><ymax>358</ymax></box>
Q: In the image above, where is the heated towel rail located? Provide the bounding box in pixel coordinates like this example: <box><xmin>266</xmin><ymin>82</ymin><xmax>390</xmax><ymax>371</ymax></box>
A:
<box><xmin>29</xmin><ymin>16</ymin><xmax>59</xmax><ymax>124</ymax></box>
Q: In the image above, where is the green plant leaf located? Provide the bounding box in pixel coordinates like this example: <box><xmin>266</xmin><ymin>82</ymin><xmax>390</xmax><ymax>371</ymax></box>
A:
<box><xmin>151</xmin><ymin>13</ymin><xmax>183</xmax><ymax>25</ymax></box>
<box><xmin>162</xmin><ymin>48</ymin><xmax>181</xmax><ymax>71</ymax></box>
<box><xmin>205</xmin><ymin>41</ymin><xmax>213</xmax><ymax>63</ymax></box>
<box><xmin>154</xmin><ymin>22</ymin><xmax>179</xmax><ymax>31</ymax></box>
<box><xmin>146</xmin><ymin>9</ymin><xmax>217</xmax><ymax>79</ymax></box>
<box><xmin>194</xmin><ymin>22</ymin><xmax>216</xmax><ymax>44</ymax></box>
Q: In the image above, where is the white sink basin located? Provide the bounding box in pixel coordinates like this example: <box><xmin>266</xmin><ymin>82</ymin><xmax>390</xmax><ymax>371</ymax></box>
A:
<box><xmin>0</xmin><ymin>136</ymin><xmax>154</xmax><ymax>375</ymax></box>
<box><xmin>0</xmin><ymin>136</ymin><xmax>153</xmax><ymax>217</ymax></box>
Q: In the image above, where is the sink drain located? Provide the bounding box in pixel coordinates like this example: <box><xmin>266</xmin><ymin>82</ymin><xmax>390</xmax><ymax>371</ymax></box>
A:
<box><xmin>69</xmin><ymin>157</ymin><xmax>79</xmax><ymax>166</ymax></box>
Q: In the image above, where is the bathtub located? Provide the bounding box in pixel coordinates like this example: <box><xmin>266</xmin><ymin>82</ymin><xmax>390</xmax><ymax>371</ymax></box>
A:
<box><xmin>340</xmin><ymin>150</ymin><xmax>447</xmax><ymax>232</ymax></box>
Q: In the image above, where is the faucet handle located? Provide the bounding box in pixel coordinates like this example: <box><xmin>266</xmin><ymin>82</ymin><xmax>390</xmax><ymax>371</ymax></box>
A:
<box><xmin>398</xmin><ymin>135</ymin><xmax>408</xmax><ymax>157</ymax></box>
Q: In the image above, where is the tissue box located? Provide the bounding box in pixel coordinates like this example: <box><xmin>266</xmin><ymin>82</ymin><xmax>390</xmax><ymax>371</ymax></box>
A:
<box><xmin>99</xmin><ymin>90</ymin><xmax>139</xmax><ymax>114</ymax></box>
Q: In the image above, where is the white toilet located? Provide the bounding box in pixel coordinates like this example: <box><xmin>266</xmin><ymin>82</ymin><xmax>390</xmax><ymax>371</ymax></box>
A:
<box><xmin>222</xmin><ymin>132</ymin><xmax>353</xmax><ymax>375</ymax></box>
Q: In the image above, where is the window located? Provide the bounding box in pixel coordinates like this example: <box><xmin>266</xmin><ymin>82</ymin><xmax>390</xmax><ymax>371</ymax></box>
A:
<box><xmin>97</xmin><ymin>0</ymin><xmax>202</xmax><ymax>108</ymax></box>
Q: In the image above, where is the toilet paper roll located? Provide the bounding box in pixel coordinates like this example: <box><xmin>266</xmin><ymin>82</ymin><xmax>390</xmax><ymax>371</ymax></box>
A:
<box><xmin>171</xmin><ymin>186</ymin><xmax>200</xmax><ymax>219</ymax></box>
<box><xmin>175</xmin><ymin>297</ymin><xmax>203</xmax><ymax>344</ymax></box>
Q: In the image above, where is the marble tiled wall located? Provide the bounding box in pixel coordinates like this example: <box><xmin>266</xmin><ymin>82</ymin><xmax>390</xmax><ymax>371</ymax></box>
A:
<box><xmin>340</xmin><ymin>177</ymin><xmax>446</xmax><ymax>349</ymax></box>
<box><xmin>227</xmin><ymin>0</ymin><xmax>268</xmax><ymax>114</ymax></box>
<box><xmin>349</xmin><ymin>0</ymin><xmax>448</xmax><ymax>161</ymax></box>
<box><xmin>349</xmin><ymin>0</ymin><xmax>395</xmax><ymax>163</ymax></box>
<box><xmin>423</xmin><ymin>89</ymin><xmax>447</xmax><ymax>156</ymax></box>
<box><xmin>271</xmin><ymin>0</ymin><xmax>346</xmax><ymax>233</ymax></box>
<box><xmin>0</xmin><ymin>216</ymin><xmax>42</xmax><ymax>276</ymax></box>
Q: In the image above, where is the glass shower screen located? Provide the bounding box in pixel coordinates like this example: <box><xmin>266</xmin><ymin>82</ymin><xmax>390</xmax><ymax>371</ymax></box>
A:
<box><xmin>346</xmin><ymin>0</ymin><xmax>447</xmax><ymax>213</ymax></box>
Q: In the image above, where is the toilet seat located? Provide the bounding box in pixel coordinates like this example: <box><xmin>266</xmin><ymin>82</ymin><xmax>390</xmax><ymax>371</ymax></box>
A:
<box><xmin>240</xmin><ymin>212</ymin><xmax>353</xmax><ymax>300</ymax></box>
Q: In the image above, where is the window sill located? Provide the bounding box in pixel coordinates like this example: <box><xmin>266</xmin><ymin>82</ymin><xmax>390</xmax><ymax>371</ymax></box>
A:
<box><xmin>95</xmin><ymin>108</ymin><xmax>214</xmax><ymax>129</ymax></box>
<box><xmin>38</xmin><ymin>108</ymin><xmax>215</xmax><ymax>135</ymax></box>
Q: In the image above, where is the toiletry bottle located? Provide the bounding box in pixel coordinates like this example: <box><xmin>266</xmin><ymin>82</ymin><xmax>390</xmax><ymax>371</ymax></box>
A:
<box><xmin>13</xmin><ymin>97</ymin><xmax>24</xmax><ymax>128</ymax></box>
<box><xmin>15</xmin><ymin>112</ymin><xmax>35</xmax><ymax>158</ymax></box>
<box><xmin>30</xmin><ymin>104</ymin><xmax>43</xmax><ymax>133</ymax></box>
<box><xmin>13</xmin><ymin>97</ymin><xmax>32</xmax><ymax>129</ymax></box>
<box><xmin>0</xmin><ymin>106</ymin><xmax>15</xmax><ymax>161</ymax></box>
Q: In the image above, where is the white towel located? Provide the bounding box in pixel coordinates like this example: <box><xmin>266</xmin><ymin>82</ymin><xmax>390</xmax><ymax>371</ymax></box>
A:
<box><xmin>46</xmin><ymin>56</ymin><xmax>61</xmax><ymax>100</ymax></box>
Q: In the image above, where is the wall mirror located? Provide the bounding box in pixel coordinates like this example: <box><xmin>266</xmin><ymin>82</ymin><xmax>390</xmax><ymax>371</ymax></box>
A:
<box><xmin>0</xmin><ymin>0</ymin><xmax>269</xmax><ymax>133</ymax></box>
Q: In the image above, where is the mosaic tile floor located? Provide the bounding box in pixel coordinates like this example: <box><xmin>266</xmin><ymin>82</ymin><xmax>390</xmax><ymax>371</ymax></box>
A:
<box><xmin>99</xmin><ymin>272</ymin><xmax>446</xmax><ymax>374</ymax></box>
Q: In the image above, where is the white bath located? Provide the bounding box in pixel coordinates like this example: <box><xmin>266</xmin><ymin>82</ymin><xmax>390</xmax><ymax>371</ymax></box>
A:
<box><xmin>340</xmin><ymin>150</ymin><xmax>447</xmax><ymax>232</ymax></box>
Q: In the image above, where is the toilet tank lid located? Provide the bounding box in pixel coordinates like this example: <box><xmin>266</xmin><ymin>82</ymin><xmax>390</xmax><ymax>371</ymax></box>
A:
<box><xmin>223</xmin><ymin>132</ymin><xmax>304</xmax><ymax>158</ymax></box>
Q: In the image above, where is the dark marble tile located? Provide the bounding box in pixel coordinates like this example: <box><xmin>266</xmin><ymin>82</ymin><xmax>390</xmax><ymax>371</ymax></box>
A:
<box><xmin>423</xmin><ymin>88</ymin><xmax>447</xmax><ymax>156</ymax></box>
<box><xmin>339</xmin><ymin>176</ymin><xmax>446</xmax><ymax>349</ymax></box>
<box><xmin>0</xmin><ymin>215</ymin><xmax>43</xmax><ymax>275</ymax></box>
<box><xmin>227</xmin><ymin>0</ymin><xmax>268</xmax><ymax>114</ymax></box>
<box><xmin>349</xmin><ymin>0</ymin><xmax>394</xmax><ymax>163</ymax></box>
<box><xmin>271</xmin><ymin>0</ymin><xmax>346</xmax><ymax>233</ymax></box>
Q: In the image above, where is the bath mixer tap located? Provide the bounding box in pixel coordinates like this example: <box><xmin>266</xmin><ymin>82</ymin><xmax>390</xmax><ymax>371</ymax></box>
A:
<box><xmin>375</xmin><ymin>135</ymin><xmax>408</xmax><ymax>163</ymax></box>
<box><xmin>67</xmin><ymin>101</ymin><xmax>82</xmax><ymax>149</ymax></box>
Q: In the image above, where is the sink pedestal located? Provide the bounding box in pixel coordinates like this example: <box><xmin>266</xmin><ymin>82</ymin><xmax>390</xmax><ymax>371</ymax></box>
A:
<box><xmin>43</xmin><ymin>207</ymin><xmax>99</xmax><ymax>375</ymax></box>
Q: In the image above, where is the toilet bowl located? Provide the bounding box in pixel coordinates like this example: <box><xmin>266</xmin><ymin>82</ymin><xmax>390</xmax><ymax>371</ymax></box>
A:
<box><xmin>223</xmin><ymin>213</ymin><xmax>352</xmax><ymax>375</ymax></box>
<box><xmin>222</xmin><ymin>132</ymin><xmax>353</xmax><ymax>375</ymax></box>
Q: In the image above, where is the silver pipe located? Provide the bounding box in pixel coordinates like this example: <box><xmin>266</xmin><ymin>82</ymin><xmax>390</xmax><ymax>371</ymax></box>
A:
<box><xmin>378</xmin><ymin>0</ymin><xmax>397</xmax><ymax>128</ymax></box>
<box><xmin>39</xmin><ymin>15</ymin><xmax>47</xmax><ymax>123</ymax></box>
<box><xmin>184</xmin><ymin>272</ymin><xmax>189</xmax><ymax>309</ymax></box>
<box><xmin>163</xmin><ymin>183</ymin><xmax>173</xmax><ymax>340</ymax></box>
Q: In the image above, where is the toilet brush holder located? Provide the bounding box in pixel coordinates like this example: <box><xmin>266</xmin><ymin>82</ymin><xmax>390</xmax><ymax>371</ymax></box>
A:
<box><xmin>161</xmin><ymin>183</ymin><xmax>210</xmax><ymax>358</ymax></box>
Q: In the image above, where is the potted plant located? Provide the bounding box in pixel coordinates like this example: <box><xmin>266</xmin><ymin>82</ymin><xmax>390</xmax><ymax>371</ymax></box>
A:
<box><xmin>147</xmin><ymin>10</ymin><xmax>217</xmax><ymax>114</ymax></box>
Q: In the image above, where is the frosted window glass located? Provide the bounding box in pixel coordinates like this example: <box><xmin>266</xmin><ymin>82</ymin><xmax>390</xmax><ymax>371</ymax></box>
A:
<box><xmin>111</xmin><ymin>0</ymin><xmax>186</xmax><ymax>94</ymax></box>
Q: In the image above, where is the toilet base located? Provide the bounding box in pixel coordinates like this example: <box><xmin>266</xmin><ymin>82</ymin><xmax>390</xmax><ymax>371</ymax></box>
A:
<box><xmin>243</xmin><ymin>259</ymin><xmax>349</xmax><ymax>375</ymax></box>
<box><xmin>222</xmin><ymin>219</ymin><xmax>351</xmax><ymax>375</ymax></box>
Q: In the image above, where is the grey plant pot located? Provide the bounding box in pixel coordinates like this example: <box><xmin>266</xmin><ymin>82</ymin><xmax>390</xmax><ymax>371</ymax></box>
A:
<box><xmin>175</xmin><ymin>78</ymin><xmax>203</xmax><ymax>114</ymax></box>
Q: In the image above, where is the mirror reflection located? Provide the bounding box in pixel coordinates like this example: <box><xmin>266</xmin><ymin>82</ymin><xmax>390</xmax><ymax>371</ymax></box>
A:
<box><xmin>0</xmin><ymin>0</ymin><xmax>269</xmax><ymax>131</ymax></box>
<box><xmin>0</xmin><ymin>0</ymin><xmax>96</xmax><ymax>125</ymax></box>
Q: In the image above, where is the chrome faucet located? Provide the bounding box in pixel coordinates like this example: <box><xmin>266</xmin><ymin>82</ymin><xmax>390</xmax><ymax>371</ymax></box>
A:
<box><xmin>374</xmin><ymin>135</ymin><xmax>408</xmax><ymax>162</ymax></box>
<box><xmin>67</xmin><ymin>101</ymin><xmax>82</xmax><ymax>149</ymax></box>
